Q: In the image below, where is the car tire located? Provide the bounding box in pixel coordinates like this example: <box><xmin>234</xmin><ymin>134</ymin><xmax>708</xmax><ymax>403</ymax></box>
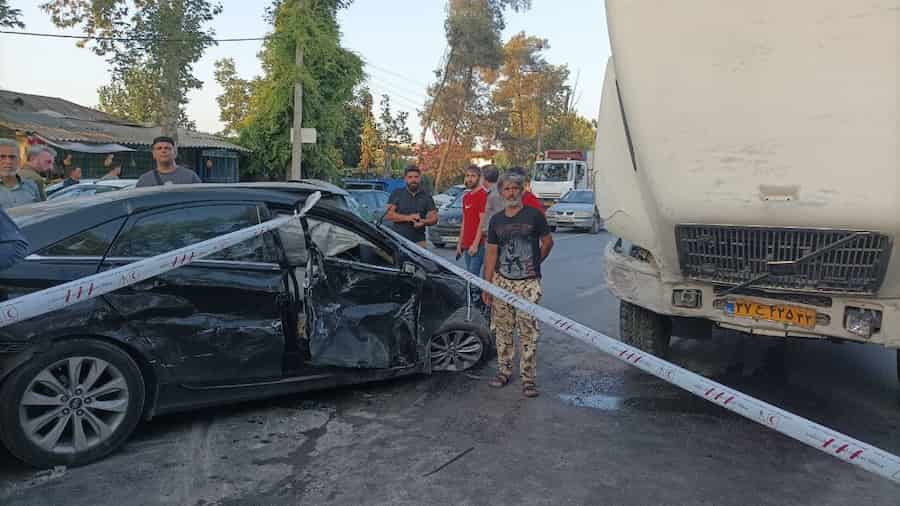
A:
<box><xmin>589</xmin><ymin>214</ymin><xmax>602</xmax><ymax>234</ymax></box>
<box><xmin>430</xmin><ymin>315</ymin><xmax>494</xmax><ymax>373</ymax></box>
<box><xmin>0</xmin><ymin>339</ymin><xmax>146</xmax><ymax>468</ymax></box>
<box><xmin>619</xmin><ymin>300</ymin><xmax>671</xmax><ymax>359</ymax></box>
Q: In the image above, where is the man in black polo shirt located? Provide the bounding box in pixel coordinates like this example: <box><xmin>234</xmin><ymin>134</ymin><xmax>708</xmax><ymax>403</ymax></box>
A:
<box><xmin>386</xmin><ymin>165</ymin><xmax>438</xmax><ymax>247</ymax></box>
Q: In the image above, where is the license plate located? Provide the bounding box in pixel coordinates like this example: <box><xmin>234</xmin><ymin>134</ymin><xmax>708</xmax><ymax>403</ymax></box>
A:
<box><xmin>444</xmin><ymin>236</ymin><xmax>458</xmax><ymax>243</ymax></box>
<box><xmin>725</xmin><ymin>300</ymin><xmax>816</xmax><ymax>329</ymax></box>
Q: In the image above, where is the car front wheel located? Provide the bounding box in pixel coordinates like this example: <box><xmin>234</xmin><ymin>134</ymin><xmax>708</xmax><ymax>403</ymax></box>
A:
<box><xmin>430</xmin><ymin>324</ymin><xmax>491</xmax><ymax>372</ymax></box>
<box><xmin>0</xmin><ymin>339</ymin><xmax>146</xmax><ymax>468</ymax></box>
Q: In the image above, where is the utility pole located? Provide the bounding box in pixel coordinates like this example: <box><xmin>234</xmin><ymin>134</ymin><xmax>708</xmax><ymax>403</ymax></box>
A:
<box><xmin>290</xmin><ymin>16</ymin><xmax>304</xmax><ymax>181</ymax></box>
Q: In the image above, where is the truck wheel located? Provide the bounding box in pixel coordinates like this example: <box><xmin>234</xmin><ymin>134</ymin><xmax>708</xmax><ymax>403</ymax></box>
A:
<box><xmin>619</xmin><ymin>300</ymin><xmax>671</xmax><ymax>358</ymax></box>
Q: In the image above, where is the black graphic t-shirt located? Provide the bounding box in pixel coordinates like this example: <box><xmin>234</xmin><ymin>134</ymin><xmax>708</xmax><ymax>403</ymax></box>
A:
<box><xmin>487</xmin><ymin>206</ymin><xmax>551</xmax><ymax>280</ymax></box>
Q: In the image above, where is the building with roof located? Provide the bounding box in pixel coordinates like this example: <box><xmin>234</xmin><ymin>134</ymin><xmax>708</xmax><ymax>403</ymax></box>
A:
<box><xmin>0</xmin><ymin>90</ymin><xmax>248</xmax><ymax>182</ymax></box>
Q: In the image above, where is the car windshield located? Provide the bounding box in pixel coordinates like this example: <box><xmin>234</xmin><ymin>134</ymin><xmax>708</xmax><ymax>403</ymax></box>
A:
<box><xmin>533</xmin><ymin>162</ymin><xmax>572</xmax><ymax>182</ymax></box>
<box><xmin>559</xmin><ymin>190</ymin><xmax>594</xmax><ymax>204</ymax></box>
<box><xmin>446</xmin><ymin>186</ymin><xmax>464</xmax><ymax>197</ymax></box>
<box><xmin>449</xmin><ymin>190</ymin><xmax>466</xmax><ymax>208</ymax></box>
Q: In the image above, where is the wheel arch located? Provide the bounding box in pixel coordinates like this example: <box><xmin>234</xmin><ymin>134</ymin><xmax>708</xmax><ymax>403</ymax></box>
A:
<box><xmin>19</xmin><ymin>334</ymin><xmax>160</xmax><ymax>421</ymax></box>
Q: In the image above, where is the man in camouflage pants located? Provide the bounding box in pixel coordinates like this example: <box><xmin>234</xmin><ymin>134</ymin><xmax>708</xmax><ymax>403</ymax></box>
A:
<box><xmin>482</xmin><ymin>172</ymin><xmax>554</xmax><ymax>398</ymax></box>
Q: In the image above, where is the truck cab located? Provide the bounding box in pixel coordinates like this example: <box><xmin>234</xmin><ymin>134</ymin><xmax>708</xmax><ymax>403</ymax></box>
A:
<box><xmin>594</xmin><ymin>0</ymin><xmax>899</xmax><ymax>376</ymax></box>
<box><xmin>531</xmin><ymin>150</ymin><xmax>592</xmax><ymax>207</ymax></box>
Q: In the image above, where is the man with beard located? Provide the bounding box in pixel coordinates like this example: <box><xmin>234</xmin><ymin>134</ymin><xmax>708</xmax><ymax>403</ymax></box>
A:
<box><xmin>482</xmin><ymin>171</ymin><xmax>554</xmax><ymax>398</ymax></box>
<box><xmin>386</xmin><ymin>165</ymin><xmax>438</xmax><ymax>247</ymax></box>
<box><xmin>457</xmin><ymin>165</ymin><xmax>488</xmax><ymax>275</ymax></box>
<box><xmin>21</xmin><ymin>145</ymin><xmax>56</xmax><ymax>201</ymax></box>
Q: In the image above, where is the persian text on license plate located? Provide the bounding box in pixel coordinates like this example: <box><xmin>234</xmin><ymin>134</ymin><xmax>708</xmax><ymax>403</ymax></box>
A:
<box><xmin>725</xmin><ymin>300</ymin><xmax>816</xmax><ymax>329</ymax></box>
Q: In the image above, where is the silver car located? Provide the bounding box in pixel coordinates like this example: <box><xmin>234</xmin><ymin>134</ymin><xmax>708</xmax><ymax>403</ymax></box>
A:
<box><xmin>546</xmin><ymin>190</ymin><xmax>602</xmax><ymax>234</ymax></box>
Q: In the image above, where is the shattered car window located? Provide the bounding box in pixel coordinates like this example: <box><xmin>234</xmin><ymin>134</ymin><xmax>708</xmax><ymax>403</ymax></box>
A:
<box><xmin>111</xmin><ymin>204</ymin><xmax>278</xmax><ymax>263</ymax></box>
<box><xmin>277</xmin><ymin>216</ymin><xmax>393</xmax><ymax>267</ymax></box>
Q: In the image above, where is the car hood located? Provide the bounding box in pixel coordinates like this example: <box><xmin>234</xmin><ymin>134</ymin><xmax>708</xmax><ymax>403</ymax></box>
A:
<box><xmin>548</xmin><ymin>203</ymin><xmax>593</xmax><ymax>214</ymax></box>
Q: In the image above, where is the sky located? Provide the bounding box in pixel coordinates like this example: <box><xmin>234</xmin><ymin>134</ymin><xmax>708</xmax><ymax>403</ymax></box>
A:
<box><xmin>0</xmin><ymin>0</ymin><xmax>610</xmax><ymax>136</ymax></box>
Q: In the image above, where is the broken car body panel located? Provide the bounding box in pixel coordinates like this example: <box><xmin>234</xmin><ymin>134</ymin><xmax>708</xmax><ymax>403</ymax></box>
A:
<box><xmin>0</xmin><ymin>183</ymin><xmax>488</xmax><ymax>419</ymax></box>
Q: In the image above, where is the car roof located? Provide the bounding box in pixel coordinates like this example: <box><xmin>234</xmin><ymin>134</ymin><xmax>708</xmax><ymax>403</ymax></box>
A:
<box><xmin>10</xmin><ymin>182</ymin><xmax>344</xmax><ymax>251</ymax></box>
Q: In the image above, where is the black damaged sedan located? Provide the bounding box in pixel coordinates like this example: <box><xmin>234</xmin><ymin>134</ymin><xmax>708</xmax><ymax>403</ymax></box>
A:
<box><xmin>0</xmin><ymin>183</ymin><xmax>490</xmax><ymax>468</ymax></box>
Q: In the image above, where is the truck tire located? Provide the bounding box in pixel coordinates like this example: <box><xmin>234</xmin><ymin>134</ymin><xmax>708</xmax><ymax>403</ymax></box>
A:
<box><xmin>619</xmin><ymin>300</ymin><xmax>671</xmax><ymax>358</ymax></box>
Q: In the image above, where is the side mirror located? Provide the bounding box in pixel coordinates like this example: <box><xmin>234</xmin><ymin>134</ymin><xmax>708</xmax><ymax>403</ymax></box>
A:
<box><xmin>402</xmin><ymin>261</ymin><xmax>427</xmax><ymax>282</ymax></box>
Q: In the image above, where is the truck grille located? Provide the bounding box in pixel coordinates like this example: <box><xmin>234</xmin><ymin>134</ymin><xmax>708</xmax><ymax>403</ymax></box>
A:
<box><xmin>676</xmin><ymin>225</ymin><xmax>892</xmax><ymax>294</ymax></box>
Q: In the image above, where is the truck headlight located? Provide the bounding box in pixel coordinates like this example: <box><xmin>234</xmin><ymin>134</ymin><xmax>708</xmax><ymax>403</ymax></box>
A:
<box><xmin>614</xmin><ymin>238</ymin><xmax>653</xmax><ymax>263</ymax></box>
<box><xmin>844</xmin><ymin>307</ymin><xmax>882</xmax><ymax>338</ymax></box>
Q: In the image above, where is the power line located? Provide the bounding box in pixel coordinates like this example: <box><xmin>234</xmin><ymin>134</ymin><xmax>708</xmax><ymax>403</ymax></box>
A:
<box><xmin>367</xmin><ymin>78</ymin><xmax>426</xmax><ymax>106</ymax></box>
<box><xmin>0</xmin><ymin>30</ymin><xmax>269</xmax><ymax>43</ymax></box>
<box><xmin>363</xmin><ymin>58</ymin><xmax>431</xmax><ymax>88</ymax></box>
<box><xmin>365</xmin><ymin>69</ymin><xmax>428</xmax><ymax>99</ymax></box>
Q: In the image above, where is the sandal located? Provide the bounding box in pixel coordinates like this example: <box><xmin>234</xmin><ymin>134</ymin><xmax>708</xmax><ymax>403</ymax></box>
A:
<box><xmin>488</xmin><ymin>374</ymin><xmax>510</xmax><ymax>388</ymax></box>
<box><xmin>522</xmin><ymin>382</ymin><xmax>539</xmax><ymax>398</ymax></box>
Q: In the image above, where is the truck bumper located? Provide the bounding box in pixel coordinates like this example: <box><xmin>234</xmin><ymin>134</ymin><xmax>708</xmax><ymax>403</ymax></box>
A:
<box><xmin>603</xmin><ymin>242</ymin><xmax>900</xmax><ymax>348</ymax></box>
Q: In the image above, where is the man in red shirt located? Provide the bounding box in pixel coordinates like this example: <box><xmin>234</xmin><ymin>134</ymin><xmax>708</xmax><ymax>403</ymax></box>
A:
<box><xmin>508</xmin><ymin>166</ymin><xmax>545</xmax><ymax>214</ymax></box>
<box><xmin>457</xmin><ymin>165</ymin><xmax>488</xmax><ymax>275</ymax></box>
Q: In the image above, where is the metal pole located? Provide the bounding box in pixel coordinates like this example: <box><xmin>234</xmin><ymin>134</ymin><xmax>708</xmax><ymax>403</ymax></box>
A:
<box><xmin>290</xmin><ymin>23</ymin><xmax>304</xmax><ymax>181</ymax></box>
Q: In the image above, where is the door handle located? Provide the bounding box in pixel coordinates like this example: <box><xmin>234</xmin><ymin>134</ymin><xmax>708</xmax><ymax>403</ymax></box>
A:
<box><xmin>131</xmin><ymin>279</ymin><xmax>167</xmax><ymax>292</ymax></box>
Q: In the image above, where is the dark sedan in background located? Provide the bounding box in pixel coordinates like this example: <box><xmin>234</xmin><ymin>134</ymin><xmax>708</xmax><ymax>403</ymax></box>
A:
<box><xmin>348</xmin><ymin>189</ymin><xmax>390</xmax><ymax>223</ymax></box>
<box><xmin>428</xmin><ymin>190</ymin><xmax>465</xmax><ymax>249</ymax></box>
<box><xmin>0</xmin><ymin>183</ymin><xmax>490</xmax><ymax>468</ymax></box>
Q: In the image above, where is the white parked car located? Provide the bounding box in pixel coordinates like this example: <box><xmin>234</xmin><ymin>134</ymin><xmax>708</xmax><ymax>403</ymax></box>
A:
<box><xmin>434</xmin><ymin>184</ymin><xmax>465</xmax><ymax>208</ymax></box>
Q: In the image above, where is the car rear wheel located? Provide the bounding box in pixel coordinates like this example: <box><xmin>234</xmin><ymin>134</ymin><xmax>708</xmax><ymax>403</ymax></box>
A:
<box><xmin>619</xmin><ymin>300</ymin><xmax>671</xmax><ymax>359</ymax></box>
<box><xmin>0</xmin><ymin>339</ymin><xmax>145</xmax><ymax>468</ymax></box>
<box><xmin>430</xmin><ymin>327</ymin><xmax>490</xmax><ymax>372</ymax></box>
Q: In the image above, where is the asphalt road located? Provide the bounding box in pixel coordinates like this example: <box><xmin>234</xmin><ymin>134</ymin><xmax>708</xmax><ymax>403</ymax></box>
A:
<box><xmin>2</xmin><ymin>230</ymin><xmax>899</xmax><ymax>505</ymax></box>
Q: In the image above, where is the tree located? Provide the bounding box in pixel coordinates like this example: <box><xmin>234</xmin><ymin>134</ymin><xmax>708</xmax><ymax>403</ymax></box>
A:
<box><xmin>0</xmin><ymin>0</ymin><xmax>24</xmax><ymax>28</ymax></box>
<box><xmin>213</xmin><ymin>58</ymin><xmax>252</xmax><ymax>137</ymax></box>
<box><xmin>97</xmin><ymin>65</ymin><xmax>196</xmax><ymax>129</ymax></box>
<box><xmin>378</xmin><ymin>94</ymin><xmax>411</xmax><ymax>177</ymax></box>
<box><xmin>42</xmin><ymin>0</ymin><xmax>223</xmax><ymax>142</ymax></box>
<box><xmin>358</xmin><ymin>89</ymin><xmax>383</xmax><ymax>173</ymax></box>
<box><xmin>237</xmin><ymin>0</ymin><xmax>363</xmax><ymax>181</ymax></box>
<box><xmin>421</xmin><ymin>0</ymin><xmax>531</xmax><ymax>189</ymax></box>
<box><xmin>487</xmin><ymin>32</ymin><xmax>570</xmax><ymax>165</ymax></box>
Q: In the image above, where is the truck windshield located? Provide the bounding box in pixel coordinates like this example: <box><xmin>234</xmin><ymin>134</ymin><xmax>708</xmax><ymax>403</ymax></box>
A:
<box><xmin>533</xmin><ymin>163</ymin><xmax>572</xmax><ymax>182</ymax></box>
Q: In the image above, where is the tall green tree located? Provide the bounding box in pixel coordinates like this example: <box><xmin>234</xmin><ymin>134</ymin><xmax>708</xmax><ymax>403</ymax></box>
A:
<box><xmin>238</xmin><ymin>0</ymin><xmax>363</xmax><ymax>181</ymax></box>
<box><xmin>0</xmin><ymin>0</ymin><xmax>24</xmax><ymax>28</ymax></box>
<box><xmin>422</xmin><ymin>0</ymin><xmax>531</xmax><ymax>188</ymax></box>
<box><xmin>42</xmin><ymin>0</ymin><xmax>222</xmax><ymax>142</ymax></box>
<box><xmin>97</xmin><ymin>65</ymin><xmax>196</xmax><ymax>129</ymax></box>
<box><xmin>378</xmin><ymin>94</ymin><xmax>411</xmax><ymax>177</ymax></box>
<box><xmin>488</xmin><ymin>32</ymin><xmax>570</xmax><ymax>165</ymax></box>
<box><xmin>358</xmin><ymin>89</ymin><xmax>383</xmax><ymax>172</ymax></box>
<box><xmin>213</xmin><ymin>58</ymin><xmax>252</xmax><ymax>137</ymax></box>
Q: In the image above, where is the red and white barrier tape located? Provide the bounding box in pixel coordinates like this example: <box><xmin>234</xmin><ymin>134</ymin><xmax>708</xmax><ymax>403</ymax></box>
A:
<box><xmin>0</xmin><ymin>192</ymin><xmax>321</xmax><ymax>329</ymax></box>
<box><xmin>383</xmin><ymin>227</ymin><xmax>900</xmax><ymax>484</ymax></box>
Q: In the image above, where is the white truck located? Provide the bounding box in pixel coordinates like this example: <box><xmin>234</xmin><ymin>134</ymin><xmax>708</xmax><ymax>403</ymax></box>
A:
<box><xmin>594</xmin><ymin>0</ymin><xmax>899</xmax><ymax>375</ymax></box>
<box><xmin>531</xmin><ymin>149</ymin><xmax>593</xmax><ymax>207</ymax></box>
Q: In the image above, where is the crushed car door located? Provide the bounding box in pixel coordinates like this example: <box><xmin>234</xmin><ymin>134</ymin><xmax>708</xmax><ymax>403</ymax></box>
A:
<box><xmin>101</xmin><ymin>203</ymin><xmax>289</xmax><ymax>385</ymax></box>
<box><xmin>302</xmin><ymin>218</ymin><xmax>421</xmax><ymax>369</ymax></box>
